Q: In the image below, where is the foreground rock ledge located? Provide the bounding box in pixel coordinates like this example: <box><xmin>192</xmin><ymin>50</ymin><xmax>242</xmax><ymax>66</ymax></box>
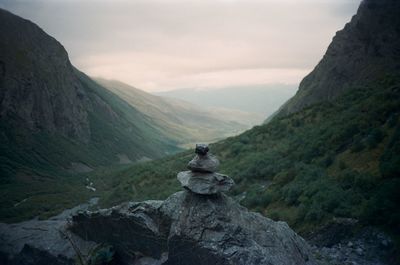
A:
<box><xmin>71</xmin><ymin>191</ymin><xmax>316</xmax><ymax>265</ymax></box>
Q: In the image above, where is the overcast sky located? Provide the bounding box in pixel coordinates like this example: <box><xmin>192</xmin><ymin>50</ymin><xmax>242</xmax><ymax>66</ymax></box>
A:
<box><xmin>1</xmin><ymin>0</ymin><xmax>361</xmax><ymax>92</ymax></box>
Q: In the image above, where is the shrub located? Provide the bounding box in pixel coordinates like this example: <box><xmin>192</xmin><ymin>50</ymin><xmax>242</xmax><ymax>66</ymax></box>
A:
<box><xmin>351</xmin><ymin>140</ymin><xmax>365</xmax><ymax>153</ymax></box>
<box><xmin>366</xmin><ymin>128</ymin><xmax>384</xmax><ymax>149</ymax></box>
<box><xmin>305</xmin><ymin>203</ymin><xmax>324</xmax><ymax>222</ymax></box>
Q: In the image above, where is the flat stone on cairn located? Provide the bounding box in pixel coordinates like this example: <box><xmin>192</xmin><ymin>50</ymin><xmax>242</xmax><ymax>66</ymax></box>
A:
<box><xmin>177</xmin><ymin>144</ymin><xmax>234</xmax><ymax>195</ymax></box>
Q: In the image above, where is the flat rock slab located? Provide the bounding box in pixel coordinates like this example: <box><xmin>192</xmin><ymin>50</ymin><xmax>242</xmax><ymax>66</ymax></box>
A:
<box><xmin>0</xmin><ymin>199</ymin><xmax>98</xmax><ymax>265</ymax></box>
<box><xmin>177</xmin><ymin>171</ymin><xmax>234</xmax><ymax>195</ymax></box>
<box><xmin>71</xmin><ymin>200</ymin><xmax>167</xmax><ymax>262</ymax></box>
<box><xmin>187</xmin><ymin>154</ymin><xmax>220</xmax><ymax>173</ymax></box>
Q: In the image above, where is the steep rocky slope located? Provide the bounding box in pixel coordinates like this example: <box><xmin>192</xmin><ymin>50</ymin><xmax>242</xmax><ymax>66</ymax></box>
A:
<box><xmin>0</xmin><ymin>8</ymin><xmax>181</xmax><ymax>178</ymax></box>
<box><xmin>0</xmin><ymin>8</ymin><xmax>183</xmax><ymax>222</ymax></box>
<box><xmin>278</xmin><ymin>0</ymin><xmax>400</xmax><ymax>116</ymax></box>
<box><xmin>0</xmin><ymin>8</ymin><xmax>89</xmax><ymax>142</ymax></box>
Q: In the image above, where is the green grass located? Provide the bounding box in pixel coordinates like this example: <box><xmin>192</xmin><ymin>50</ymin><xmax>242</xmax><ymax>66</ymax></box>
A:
<box><xmin>0</xmin><ymin>70</ymin><xmax>183</xmax><ymax>222</ymax></box>
<box><xmin>96</xmin><ymin>75</ymin><xmax>400</xmax><ymax>235</ymax></box>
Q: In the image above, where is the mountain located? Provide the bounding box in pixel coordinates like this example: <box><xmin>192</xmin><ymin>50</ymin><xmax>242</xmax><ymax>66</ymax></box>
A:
<box><xmin>278</xmin><ymin>0</ymin><xmax>400</xmax><ymax>116</ymax></box>
<box><xmin>0</xmin><ymin>8</ymin><xmax>183</xmax><ymax>177</ymax></box>
<box><xmin>0</xmin><ymin>8</ymin><xmax>263</xmax><ymax>222</ymax></box>
<box><xmin>156</xmin><ymin>84</ymin><xmax>297</xmax><ymax>117</ymax></box>
<box><xmin>94</xmin><ymin>78</ymin><xmax>262</xmax><ymax>148</ymax></box>
<box><xmin>95</xmin><ymin>0</ymin><xmax>400</xmax><ymax>245</ymax></box>
<box><xmin>0</xmin><ymin>9</ymin><xmax>187</xmax><ymax>220</ymax></box>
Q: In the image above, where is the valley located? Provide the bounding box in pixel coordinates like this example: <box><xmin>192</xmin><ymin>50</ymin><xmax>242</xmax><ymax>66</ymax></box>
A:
<box><xmin>0</xmin><ymin>0</ymin><xmax>399</xmax><ymax>264</ymax></box>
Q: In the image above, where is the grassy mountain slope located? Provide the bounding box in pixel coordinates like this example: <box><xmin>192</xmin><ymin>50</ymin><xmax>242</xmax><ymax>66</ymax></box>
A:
<box><xmin>3</xmin><ymin>74</ymin><xmax>398</xmax><ymax>229</ymax></box>
<box><xmin>0</xmin><ymin>8</ymin><xmax>180</xmax><ymax>174</ymax></box>
<box><xmin>99</xmin><ymin>75</ymin><xmax>400</xmax><ymax>234</ymax></box>
<box><xmin>95</xmin><ymin>0</ymin><xmax>400</xmax><ymax>236</ymax></box>
<box><xmin>95</xmin><ymin>78</ymin><xmax>260</xmax><ymax>148</ymax></box>
<box><xmin>0</xmin><ymin>9</ymin><xmax>182</xmax><ymax>221</ymax></box>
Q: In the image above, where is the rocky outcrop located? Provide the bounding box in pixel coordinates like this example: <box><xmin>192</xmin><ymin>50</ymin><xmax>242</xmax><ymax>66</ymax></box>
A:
<box><xmin>70</xmin><ymin>190</ymin><xmax>315</xmax><ymax>265</ymax></box>
<box><xmin>165</xmin><ymin>191</ymin><xmax>314</xmax><ymax>265</ymax></box>
<box><xmin>0</xmin><ymin>199</ymin><xmax>98</xmax><ymax>265</ymax></box>
<box><xmin>1</xmin><ymin>193</ymin><xmax>394</xmax><ymax>265</ymax></box>
<box><xmin>0</xmin><ymin>8</ymin><xmax>90</xmax><ymax>141</ymax></box>
<box><xmin>71</xmin><ymin>200</ymin><xmax>168</xmax><ymax>264</ymax></box>
<box><xmin>278</xmin><ymin>0</ymin><xmax>400</xmax><ymax>116</ymax></box>
<box><xmin>310</xmin><ymin>227</ymin><xmax>395</xmax><ymax>265</ymax></box>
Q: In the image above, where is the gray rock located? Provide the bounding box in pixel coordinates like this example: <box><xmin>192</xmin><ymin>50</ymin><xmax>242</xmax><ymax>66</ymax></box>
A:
<box><xmin>187</xmin><ymin>154</ymin><xmax>220</xmax><ymax>173</ymax></box>
<box><xmin>179</xmin><ymin>144</ymin><xmax>233</xmax><ymax>195</ymax></box>
<box><xmin>347</xmin><ymin>241</ymin><xmax>354</xmax><ymax>248</ymax></box>
<box><xmin>194</xmin><ymin>143</ymin><xmax>209</xmax><ymax>156</ymax></box>
<box><xmin>355</xmin><ymin>247</ymin><xmax>363</xmax><ymax>256</ymax></box>
<box><xmin>71</xmin><ymin>191</ymin><xmax>316</xmax><ymax>265</ymax></box>
<box><xmin>71</xmin><ymin>200</ymin><xmax>167</xmax><ymax>263</ymax></box>
<box><xmin>306</xmin><ymin>217</ymin><xmax>358</xmax><ymax>247</ymax></box>
<box><xmin>0</xmin><ymin>199</ymin><xmax>98</xmax><ymax>265</ymax></box>
<box><xmin>311</xmin><ymin>226</ymin><xmax>395</xmax><ymax>265</ymax></box>
<box><xmin>164</xmin><ymin>191</ymin><xmax>315</xmax><ymax>265</ymax></box>
<box><xmin>1</xmin><ymin>191</ymin><xmax>317</xmax><ymax>265</ymax></box>
<box><xmin>177</xmin><ymin>171</ymin><xmax>234</xmax><ymax>195</ymax></box>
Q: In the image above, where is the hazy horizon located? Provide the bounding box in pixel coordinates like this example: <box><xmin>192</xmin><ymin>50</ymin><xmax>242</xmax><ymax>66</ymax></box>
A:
<box><xmin>1</xmin><ymin>0</ymin><xmax>361</xmax><ymax>92</ymax></box>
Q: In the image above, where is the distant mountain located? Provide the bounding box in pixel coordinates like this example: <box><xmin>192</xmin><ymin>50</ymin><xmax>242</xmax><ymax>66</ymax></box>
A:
<box><xmin>0</xmin><ymin>8</ymin><xmax>184</xmax><ymax>180</ymax></box>
<box><xmin>278</xmin><ymin>0</ymin><xmax>400</xmax><ymax>116</ymax></box>
<box><xmin>99</xmin><ymin>0</ymin><xmax>400</xmax><ymax>242</ymax></box>
<box><xmin>94</xmin><ymin>78</ymin><xmax>263</xmax><ymax>148</ymax></box>
<box><xmin>156</xmin><ymin>84</ymin><xmax>297</xmax><ymax>117</ymax></box>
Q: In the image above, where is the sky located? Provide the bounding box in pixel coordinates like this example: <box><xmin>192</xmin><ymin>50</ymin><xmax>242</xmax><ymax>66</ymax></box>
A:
<box><xmin>1</xmin><ymin>0</ymin><xmax>361</xmax><ymax>92</ymax></box>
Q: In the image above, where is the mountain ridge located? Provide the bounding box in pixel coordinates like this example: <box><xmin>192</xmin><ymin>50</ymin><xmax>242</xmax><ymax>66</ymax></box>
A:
<box><xmin>94</xmin><ymin>78</ymin><xmax>262</xmax><ymax>148</ymax></box>
<box><xmin>277</xmin><ymin>0</ymin><xmax>400</xmax><ymax>116</ymax></box>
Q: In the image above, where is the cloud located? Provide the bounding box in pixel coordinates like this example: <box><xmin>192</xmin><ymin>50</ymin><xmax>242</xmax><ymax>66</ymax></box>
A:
<box><xmin>1</xmin><ymin>0</ymin><xmax>361</xmax><ymax>91</ymax></box>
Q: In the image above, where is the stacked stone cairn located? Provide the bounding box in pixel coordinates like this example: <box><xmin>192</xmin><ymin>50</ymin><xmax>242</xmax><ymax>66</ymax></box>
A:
<box><xmin>177</xmin><ymin>143</ymin><xmax>234</xmax><ymax>195</ymax></box>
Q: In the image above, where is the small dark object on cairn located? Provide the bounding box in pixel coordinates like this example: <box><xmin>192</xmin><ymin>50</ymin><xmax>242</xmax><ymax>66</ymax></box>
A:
<box><xmin>194</xmin><ymin>143</ymin><xmax>209</xmax><ymax>156</ymax></box>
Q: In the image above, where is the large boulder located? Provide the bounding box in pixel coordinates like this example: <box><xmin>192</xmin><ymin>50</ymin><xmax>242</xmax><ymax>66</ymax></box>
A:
<box><xmin>187</xmin><ymin>154</ymin><xmax>220</xmax><ymax>173</ymax></box>
<box><xmin>0</xmin><ymin>199</ymin><xmax>98</xmax><ymax>265</ymax></box>
<box><xmin>163</xmin><ymin>191</ymin><xmax>314</xmax><ymax>265</ymax></box>
<box><xmin>70</xmin><ymin>200</ymin><xmax>168</xmax><ymax>264</ymax></box>
<box><xmin>71</xmin><ymin>191</ymin><xmax>316</xmax><ymax>265</ymax></box>
<box><xmin>177</xmin><ymin>171</ymin><xmax>234</xmax><ymax>195</ymax></box>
